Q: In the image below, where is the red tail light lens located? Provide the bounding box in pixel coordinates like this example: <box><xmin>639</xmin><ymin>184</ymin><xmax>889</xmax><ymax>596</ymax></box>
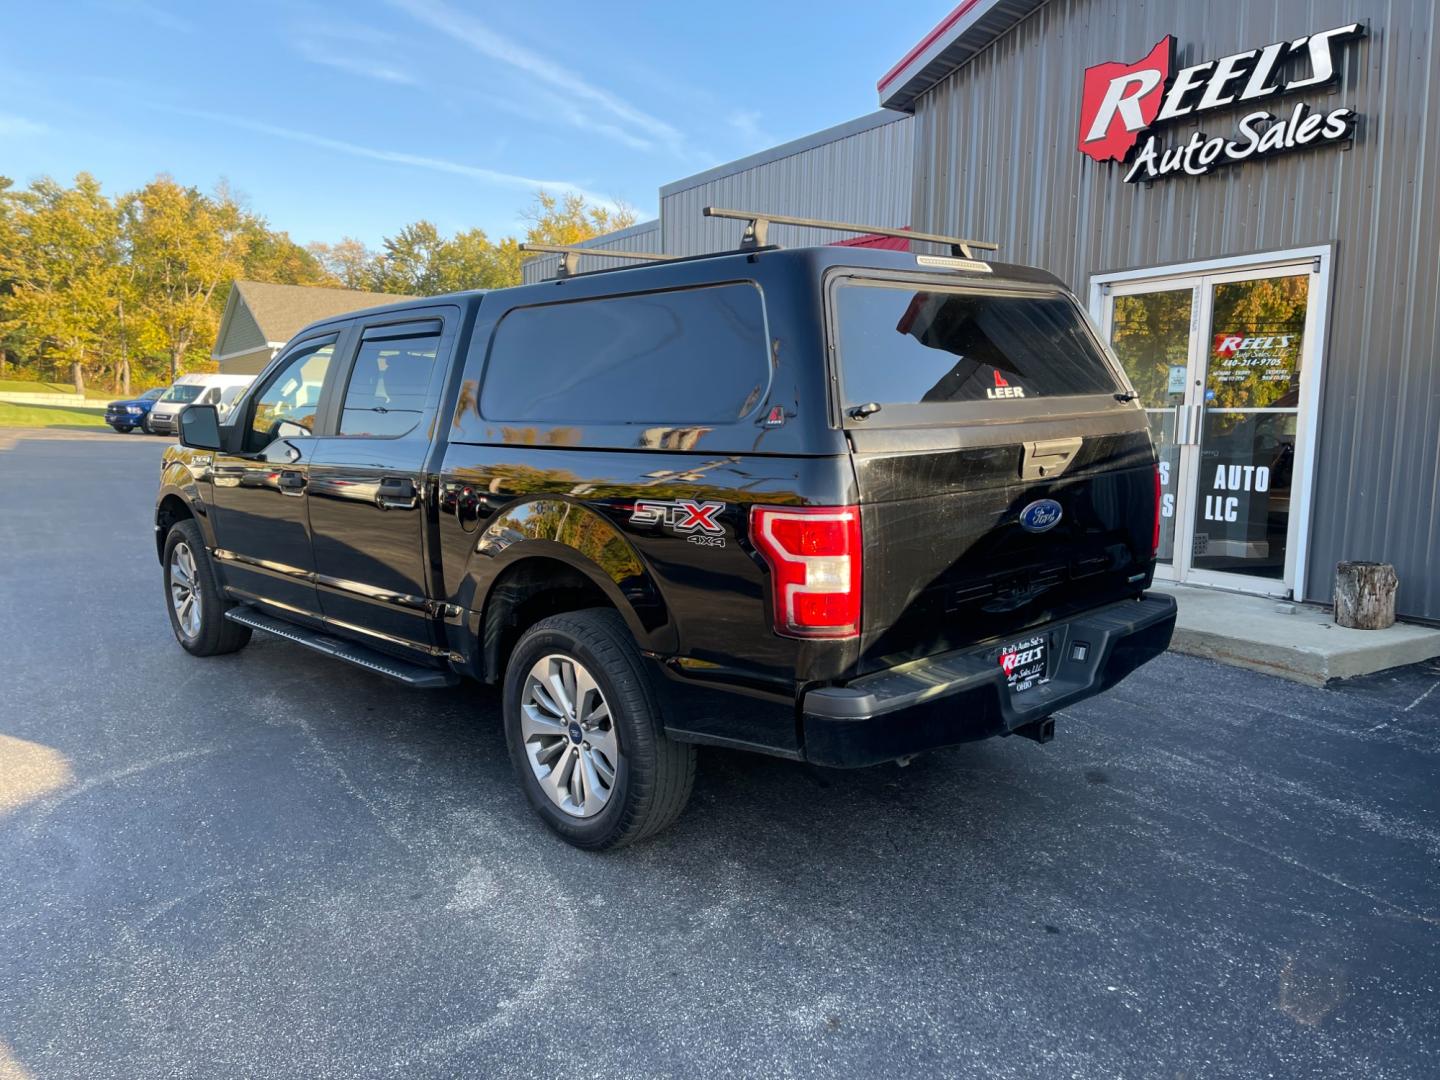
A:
<box><xmin>1153</xmin><ymin>464</ymin><xmax>1163</xmax><ymax>555</ymax></box>
<box><xmin>750</xmin><ymin>505</ymin><xmax>862</xmax><ymax>639</ymax></box>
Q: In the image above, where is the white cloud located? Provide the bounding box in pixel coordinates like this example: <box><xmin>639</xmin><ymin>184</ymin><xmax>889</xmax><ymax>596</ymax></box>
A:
<box><xmin>157</xmin><ymin>105</ymin><xmax>616</xmax><ymax>208</ymax></box>
<box><xmin>387</xmin><ymin>0</ymin><xmax>689</xmax><ymax>157</ymax></box>
<box><xmin>0</xmin><ymin>114</ymin><xmax>47</xmax><ymax>137</ymax></box>
<box><xmin>293</xmin><ymin>39</ymin><xmax>418</xmax><ymax>86</ymax></box>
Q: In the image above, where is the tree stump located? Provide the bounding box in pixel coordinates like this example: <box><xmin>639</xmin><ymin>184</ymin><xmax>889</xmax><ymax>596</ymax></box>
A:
<box><xmin>1334</xmin><ymin>562</ymin><xmax>1398</xmax><ymax>629</ymax></box>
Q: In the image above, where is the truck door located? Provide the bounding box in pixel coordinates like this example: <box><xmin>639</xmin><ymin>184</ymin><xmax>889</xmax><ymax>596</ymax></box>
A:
<box><xmin>208</xmin><ymin>330</ymin><xmax>347</xmax><ymax>622</ymax></box>
<box><xmin>305</xmin><ymin>308</ymin><xmax>458</xmax><ymax>655</ymax></box>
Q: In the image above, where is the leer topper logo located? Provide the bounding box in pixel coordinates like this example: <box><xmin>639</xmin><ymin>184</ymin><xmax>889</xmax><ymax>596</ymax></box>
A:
<box><xmin>1076</xmin><ymin>24</ymin><xmax>1364</xmax><ymax>181</ymax></box>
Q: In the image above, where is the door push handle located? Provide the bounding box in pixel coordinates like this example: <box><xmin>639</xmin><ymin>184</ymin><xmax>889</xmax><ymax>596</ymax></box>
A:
<box><xmin>375</xmin><ymin>476</ymin><xmax>418</xmax><ymax>511</ymax></box>
<box><xmin>277</xmin><ymin>471</ymin><xmax>307</xmax><ymax>495</ymax></box>
<box><xmin>1172</xmin><ymin>404</ymin><xmax>1203</xmax><ymax>446</ymax></box>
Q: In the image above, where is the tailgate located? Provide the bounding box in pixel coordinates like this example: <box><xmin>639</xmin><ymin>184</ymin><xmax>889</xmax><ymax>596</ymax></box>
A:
<box><xmin>827</xmin><ymin>270</ymin><xmax>1158</xmax><ymax>674</ymax></box>
<box><xmin>851</xmin><ymin>420</ymin><xmax>1156</xmax><ymax>673</ymax></box>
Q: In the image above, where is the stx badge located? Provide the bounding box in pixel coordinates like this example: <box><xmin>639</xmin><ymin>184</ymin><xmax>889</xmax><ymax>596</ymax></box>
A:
<box><xmin>630</xmin><ymin>499</ymin><xmax>727</xmax><ymax>546</ymax></box>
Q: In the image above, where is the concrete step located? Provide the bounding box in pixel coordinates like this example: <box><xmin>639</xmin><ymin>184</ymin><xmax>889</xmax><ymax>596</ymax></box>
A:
<box><xmin>1155</xmin><ymin>583</ymin><xmax>1440</xmax><ymax>686</ymax></box>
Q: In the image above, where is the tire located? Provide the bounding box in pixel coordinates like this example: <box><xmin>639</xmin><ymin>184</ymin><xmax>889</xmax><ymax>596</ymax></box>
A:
<box><xmin>162</xmin><ymin>519</ymin><xmax>252</xmax><ymax>657</ymax></box>
<box><xmin>503</xmin><ymin>609</ymin><xmax>695</xmax><ymax>850</ymax></box>
<box><xmin>111</xmin><ymin>424</ymin><xmax>132</xmax><ymax>433</ymax></box>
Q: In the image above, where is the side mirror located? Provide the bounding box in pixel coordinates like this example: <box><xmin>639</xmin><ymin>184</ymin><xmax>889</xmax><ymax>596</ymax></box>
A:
<box><xmin>179</xmin><ymin>404</ymin><xmax>222</xmax><ymax>450</ymax></box>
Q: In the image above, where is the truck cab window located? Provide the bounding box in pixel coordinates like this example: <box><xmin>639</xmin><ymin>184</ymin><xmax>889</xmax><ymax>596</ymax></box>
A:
<box><xmin>339</xmin><ymin>334</ymin><xmax>440</xmax><ymax>438</ymax></box>
<box><xmin>249</xmin><ymin>342</ymin><xmax>335</xmax><ymax>448</ymax></box>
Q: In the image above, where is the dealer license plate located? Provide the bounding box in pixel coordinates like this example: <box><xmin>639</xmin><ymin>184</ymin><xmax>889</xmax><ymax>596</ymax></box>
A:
<box><xmin>997</xmin><ymin>634</ymin><xmax>1049</xmax><ymax>694</ymax></box>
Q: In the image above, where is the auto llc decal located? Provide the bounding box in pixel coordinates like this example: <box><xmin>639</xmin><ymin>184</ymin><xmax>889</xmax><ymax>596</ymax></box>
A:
<box><xmin>1077</xmin><ymin>23</ymin><xmax>1364</xmax><ymax>183</ymax></box>
<box><xmin>630</xmin><ymin>499</ymin><xmax>727</xmax><ymax>547</ymax></box>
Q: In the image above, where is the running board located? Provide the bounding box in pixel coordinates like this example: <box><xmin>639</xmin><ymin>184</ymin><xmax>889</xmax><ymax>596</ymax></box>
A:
<box><xmin>224</xmin><ymin>605</ymin><xmax>460</xmax><ymax>689</ymax></box>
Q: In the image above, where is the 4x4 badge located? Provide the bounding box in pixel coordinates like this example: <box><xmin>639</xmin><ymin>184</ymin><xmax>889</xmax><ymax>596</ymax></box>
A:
<box><xmin>631</xmin><ymin>499</ymin><xmax>726</xmax><ymax>543</ymax></box>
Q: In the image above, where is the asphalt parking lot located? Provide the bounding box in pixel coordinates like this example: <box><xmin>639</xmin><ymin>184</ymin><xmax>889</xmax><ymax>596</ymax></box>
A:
<box><xmin>1</xmin><ymin>431</ymin><xmax>1437</xmax><ymax>1079</ymax></box>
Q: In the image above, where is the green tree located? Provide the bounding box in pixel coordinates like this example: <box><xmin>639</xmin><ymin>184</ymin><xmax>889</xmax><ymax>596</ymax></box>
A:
<box><xmin>242</xmin><ymin>219</ymin><xmax>336</xmax><ymax>287</ymax></box>
<box><xmin>429</xmin><ymin>228</ymin><xmax>522</xmax><ymax>293</ymax></box>
<box><xmin>371</xmin><ymin>220</ymin><xmax>443</xmax><ymax>295</ymax></box>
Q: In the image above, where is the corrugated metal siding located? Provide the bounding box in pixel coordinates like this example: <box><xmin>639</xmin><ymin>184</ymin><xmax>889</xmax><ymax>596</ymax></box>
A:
<box><xmin>661</xmin><ymin>116</ymin><xmax>914</xmax><ymax>256</ymax></box>
<box><xmin>910</xmin><ymin>0</ymin><xmax>1440</xmax><ymax>620</ymax></box>
<box><xmin>521</xmin><ymin>220</ymin><xmax>661</xmax><ymax>284</ymax></box>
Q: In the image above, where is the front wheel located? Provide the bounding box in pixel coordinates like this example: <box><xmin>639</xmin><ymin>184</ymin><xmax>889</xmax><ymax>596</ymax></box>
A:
<box><xmin>503</xmin><ymin>609</ymin><xmax>695</xmax><ymax>850</ymax></box>
<box><xmin>163</xmin><ymin>520</ymin><xmax>251</xmax><ymax>656</ymax></box>
<box><xmin>111</xmin><ymin>424</ymin><xmax>133</xmax><ymax>433</ymax></box>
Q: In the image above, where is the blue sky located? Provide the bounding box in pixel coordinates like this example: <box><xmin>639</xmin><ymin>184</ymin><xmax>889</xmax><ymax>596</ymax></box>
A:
<box><xmin>0</xmin><ymin>0</ymin><xmax>946</xmax><ymax>247</ymax></box>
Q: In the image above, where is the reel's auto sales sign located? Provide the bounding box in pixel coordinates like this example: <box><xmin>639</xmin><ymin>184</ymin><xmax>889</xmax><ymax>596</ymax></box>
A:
<box><xmin>1077</xmin><ymin>23</ymin><xmax>1364</xmax><ymax>182</ymax></box>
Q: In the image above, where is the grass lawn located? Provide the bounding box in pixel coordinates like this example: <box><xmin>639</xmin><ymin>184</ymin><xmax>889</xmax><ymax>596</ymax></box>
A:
<box><xmin>0</xmin><ymin>401</ymin><xmax>110</xmax><ymax>429</ymax></box>
<box><xmin>0</xmin><ymin>378</ymin><xmax>81</xmax><ymax>395</ymax></box>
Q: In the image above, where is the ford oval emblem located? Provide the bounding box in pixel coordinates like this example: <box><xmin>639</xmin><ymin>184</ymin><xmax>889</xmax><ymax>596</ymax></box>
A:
<box><xmin>1018</xmin><ymin>499</ymin><xmax>1063</xmax><ymax>533</ymax></box>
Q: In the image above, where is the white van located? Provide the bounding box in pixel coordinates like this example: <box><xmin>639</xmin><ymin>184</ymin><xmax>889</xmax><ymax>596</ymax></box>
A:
<box><xmin>147</xmin><ymin>374</ymin><xmax>254</xmax><ymax>435</ymax></box>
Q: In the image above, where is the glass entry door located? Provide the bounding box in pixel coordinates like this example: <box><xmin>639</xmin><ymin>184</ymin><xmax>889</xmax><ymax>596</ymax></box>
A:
<box><xmin>1100</xmin><ymin>263</ymin><xmax>1320</xmax><ymax>598</ymax></box>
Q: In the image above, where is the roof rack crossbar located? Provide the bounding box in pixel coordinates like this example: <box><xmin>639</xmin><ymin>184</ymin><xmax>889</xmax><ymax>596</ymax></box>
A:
<box><xmin>701</xmin><ymin>206</ymin><xmax>998</xmax><ymax>260</ymax></box>
<box><xmin>519</xmin><ymin>242</ymin><xmax>677</xmax><ymax>278</ymax></box>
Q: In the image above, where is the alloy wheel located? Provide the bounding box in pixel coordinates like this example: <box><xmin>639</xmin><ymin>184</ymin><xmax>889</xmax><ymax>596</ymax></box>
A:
<box><xmin>520</xmin><ymin>653</ymin><xmax>619</xmax><ymax>818</ymax></box>
<box><xmin>169</xmin><ymin>541</ymin><xmax>202</xmax><ymax>639</ymax></box>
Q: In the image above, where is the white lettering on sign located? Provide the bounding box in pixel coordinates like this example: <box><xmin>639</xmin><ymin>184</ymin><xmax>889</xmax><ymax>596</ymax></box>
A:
<box><xmin>1204</xmin><ymin>495</ymin><xmax>1240</xmax><ymax>523</ymax></box>
<box><xmin>986</xmin><ymin>385</ymin><xmax>1026</xmax><ymax>399</ymax></box>
<box><xmin>1212</xmin><ymin>464</ymin><xmax>1270</xmax><ymax>493</ymax></box>
<box><xmin>1085</xmin><ymin>68</ymin><xmax>1167</xmax><ymax>142</ymax></box>
<box><xmin>1076</xmin><ymin>23</ymin><xmax>1365</xmax><ymax>183</ymax></box>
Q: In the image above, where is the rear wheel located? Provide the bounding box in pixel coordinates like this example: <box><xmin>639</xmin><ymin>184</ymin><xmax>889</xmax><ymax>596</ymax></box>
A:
<box><xmin>503</xmin><ymin>609</ymin><xmax>695</xmax><ymax>850</ymax></box>
<box><xmin>163</xmin><ymin>520</ymin><xmax>251</xmax><ymax>656</ymax></box>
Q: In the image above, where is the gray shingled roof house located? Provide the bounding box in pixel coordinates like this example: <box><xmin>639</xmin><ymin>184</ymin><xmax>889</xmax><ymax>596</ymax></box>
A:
<box><xmin>211</xmin><ymin>280</ymin><xmax>411</xmax><ymax>374</ymax></box>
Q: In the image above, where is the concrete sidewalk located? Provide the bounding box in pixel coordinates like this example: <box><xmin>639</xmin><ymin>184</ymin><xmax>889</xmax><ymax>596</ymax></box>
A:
<box><xmin>1157</xmin><ymin>583</ymin><xmax>1440</xmax><ymax>686</ymax></box>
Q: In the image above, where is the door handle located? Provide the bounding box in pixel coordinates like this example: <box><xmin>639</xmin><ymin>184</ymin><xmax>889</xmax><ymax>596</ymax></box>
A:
<box><xmin>375</xmin><ymin>476</ymin><xmax>418</xmax><ymax>510</ymax></box>
<box><xmin>1172</xmin><ymin>404</ymin><xmax>1203</xmax><ymax>446</ymax></box>
<box><xmin>278</xmin><ymin>471</ymin><xmax>307</xmax><ymax>496</ymax></box>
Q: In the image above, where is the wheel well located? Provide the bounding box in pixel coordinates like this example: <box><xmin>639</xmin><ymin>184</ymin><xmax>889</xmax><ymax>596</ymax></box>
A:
<box><xmin>155</xmin><ymin>495</ymin><xmax>193</xmax><ymax>562</ymax></box>
<box><xmin>480</xmin><ymin>557</ymin><xmax>615</xmax><ymax>683</ymax></box>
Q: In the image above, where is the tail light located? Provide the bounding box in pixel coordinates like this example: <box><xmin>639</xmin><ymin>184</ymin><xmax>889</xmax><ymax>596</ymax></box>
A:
<box><xmin>749</xmin><ymin>505</ymin><xmax>862</xmax><ymax>639</ymax></box>
<box><xmin>1153</xmin><ymin>464</ymin><xmax>1163</xmax><ymax>555</ymax></box>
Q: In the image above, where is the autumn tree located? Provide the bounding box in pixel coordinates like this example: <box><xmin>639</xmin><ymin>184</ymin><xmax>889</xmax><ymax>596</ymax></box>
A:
<box><xmin>306</xmin><ymin>237</ymin><xmax>377</xmax><ymax>291</ymax></box>
<box><xmin>242</xmin><ymin>219</ymin><xmax>336</xmax><ymax>287</ymax></box>
<box><xmin>0</xmin><ymin>174</ymin><xmax>125</xmax><ymax>392</ymax></box>
<box><xmin>124</xmin><ymin>177</ymin><xmax>248</xmax><ymax>380</ymax></box>
<box><xmin>522</xmin><ymin>190</ymin><xmax>637</xmax><ymax>246</ymax></box>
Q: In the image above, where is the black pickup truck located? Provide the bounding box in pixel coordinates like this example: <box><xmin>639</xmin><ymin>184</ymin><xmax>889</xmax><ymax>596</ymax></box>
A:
<box><xmin>156</xmin><ymin>238</ymin><xmax>1176</xmax><ymax>849</ymax></box>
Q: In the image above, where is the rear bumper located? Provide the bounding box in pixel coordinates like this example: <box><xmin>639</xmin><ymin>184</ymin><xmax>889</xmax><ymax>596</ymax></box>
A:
<box><xmin>801</xmin><ymin>593</ymin><xmax>1177</xmax><ymax>767</ymax></box>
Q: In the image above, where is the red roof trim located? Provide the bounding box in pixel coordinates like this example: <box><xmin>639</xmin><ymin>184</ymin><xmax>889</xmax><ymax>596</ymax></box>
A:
<box><xmin>877</xmin><ymin>0</ymin><xmax>987</xmax><ymax>92</ymax></box>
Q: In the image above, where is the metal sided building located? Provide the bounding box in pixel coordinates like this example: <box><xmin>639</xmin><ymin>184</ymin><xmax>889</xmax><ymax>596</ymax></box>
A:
<box><xmin>516</xmin><ymin>0</ymin><xmax>1436</xmax><ymax>620</ymax></box>
<box><xmin>659</xmin><ymin>111</ymin><xmax>913</xmax><ymax>256</ymax></box>
<box><xmin>879</xmin><ymin>0</ymin><xmax>1440</xmax><ymax>622</ymax></box>
<box><xmin>521</xmin><ymin>219</ymin><xmax>661</xmax><ymax>284</ymax></box>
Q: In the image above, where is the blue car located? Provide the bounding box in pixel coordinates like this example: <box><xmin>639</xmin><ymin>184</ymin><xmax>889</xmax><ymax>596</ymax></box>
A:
<box><xmin>104</xmin><ymin>387</ymin><xmax>165</xmax><ymax>433</ymax></box>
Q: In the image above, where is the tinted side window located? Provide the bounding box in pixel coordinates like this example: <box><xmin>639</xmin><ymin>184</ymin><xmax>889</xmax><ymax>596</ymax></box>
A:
<box><xmin>340</xmin><ymin>333</ymin><xmax>440</xmax><ymax>438</ymax></box>
<box><xmin>481</xmin><ymin>284</ymin><xmax>768</xmax><ymax>424</ymax></box>
<box><xmin>249</xmin><ymin>342</ymin><xmax>335</xmax><ymax>447</ymax></box>
<box><xmin>835</xmin><ymin>283</ymin><xmax>1120</xmax><ymax>410</ymax></box>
